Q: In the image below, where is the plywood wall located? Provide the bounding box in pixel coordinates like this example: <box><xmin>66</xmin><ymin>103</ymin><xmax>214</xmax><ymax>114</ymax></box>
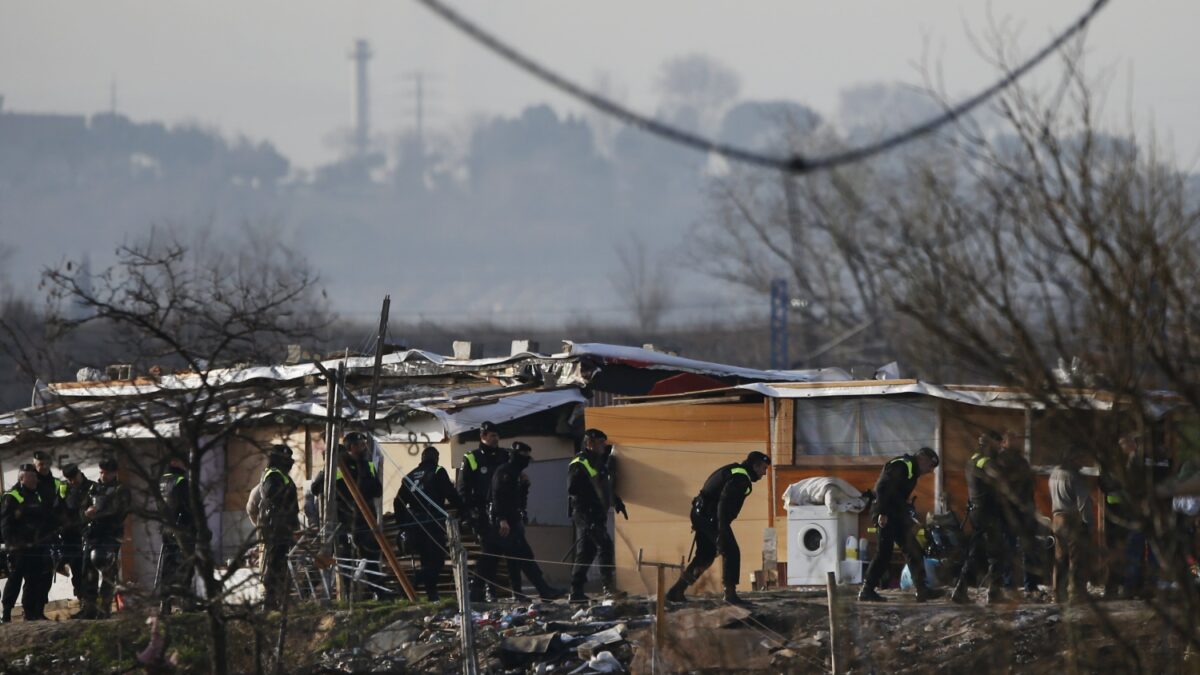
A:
<box><xmin>586</xmin><ymin>403</ymin><xmax>770</xmax><ymax>594</ymax></box>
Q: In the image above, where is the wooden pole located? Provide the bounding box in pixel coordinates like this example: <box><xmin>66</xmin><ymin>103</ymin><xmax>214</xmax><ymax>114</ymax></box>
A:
<box><xmin>826</xmin><ymin>570</ymin><xmax>842</xmax><ymax>675</ymax></box>
<box><xmin>655</xmin><ymin>565</ymin><xmax>666</xmax><ymax>659</ymax></box>
<box><xmin>367</xmin><ymin>295</ymin><xmax>390</xmax><ymax>423</ymax></box>
<box><xmin>336</xmin><ymin>456</ymin><xmax>418</xmax><ymax>601</ymax></box>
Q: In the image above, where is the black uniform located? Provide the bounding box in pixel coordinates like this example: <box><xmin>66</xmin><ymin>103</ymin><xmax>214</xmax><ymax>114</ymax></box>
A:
<box><xmin>863</xmin><ymin>454</ymin><xmax>930</xmax><ymax>592</ymax></box>
<box><xmin>997</xmin><ymin>448</ymin><xmax>1040</xmax><ymax>591</ymax></box>
<box><xmin>258</xmin><ymin>464</ymin><xmax>299</xmax><ymax>610</ymax></box>
<box><xmin>489</xmin><ymin>453</ymin><xmax>557</xmax><ymax>598</ymax></box>
<box><xmin>62</xmin><ymin>475</ymin><xmax>94</xmax><ymax>600</ymax></box>
<box><xmin>457</xmin><ymin>443</ymin><xmax>508</xmax><ymax>600</ymax></box>
<box><xmin>395</xmin><ymin>459</ymin><xmax>463</xmax><ymax>601</ymax></box>
<box><xmin>953</xmin><ymin>449</ymin><xmax>1008</xmax><ymax>600</ymax></box>
<box><xmin>676</xmin><ymin>461</ymin><xmax>756</xmax><ymax>591</ymax></box>
<box><xmin>36</xmin><ymin>469</ymin><xmax>66</xmax><ymax>601</ymax></box>
<box><xmin>568</xmin><ymin>451</ymin><xmax>624</xmax><ymax>593</ymax></box>
<box><xmin>312</xmin><ymin>451</ymin><xmax>384</xmax><ymax>597</ymax></box>
<box><xmin>80</xmin><ymin>478</ymin><xmax>131</xmax><ymax>618</ymax></box>
<box><xmin>1</xmin><ymin>483</ymin><xmax>53</xmax><ymax>622</ymax></box>
<box><xmin>35</xmin><ymin>470</ymin><xmax>67</xmax><ymax>512</ymax></box>
<box><xmin>157</xmin><ymin>465</ymin><xmax>196</xmax><ymax>613</ymax></box>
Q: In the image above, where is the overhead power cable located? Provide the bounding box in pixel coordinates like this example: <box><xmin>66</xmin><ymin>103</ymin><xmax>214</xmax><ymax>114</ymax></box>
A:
<box><xmin>414</xmin><ymin>0</ymin><xmax>1109</xmax><ymax>174</ymax></box>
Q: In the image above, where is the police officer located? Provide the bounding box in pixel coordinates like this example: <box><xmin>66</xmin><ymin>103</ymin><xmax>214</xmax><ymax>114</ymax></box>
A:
<box><xmin>76</xmin><ymin>458</ymin><xmax>131</xmax><ymax>619</ymax></box>
<box><xmin>998</xmin><ymin>429</ymin><xmax>1040</xmax><ymax>593</ymax></box>
<box><xmin>859</xmin><ymin>447</ymin><xmax>942</xmax><ymax>602</ymax></box>
<box><xmin>395</xmin><ymin>446</ymin><xmax>463</xmax><ymax>601</ymax></box>
<box><xmin>457</xmin><ymin>421</ymin><xmax>509</xmax><ymax>601</ymax></box>
<box><xmin>60</xmin><ymin>463</ymin><xmax>94</xmax><ymax>602</ymax></box>
<box><xmin>489</xmin><ymin>442</ymin><xmax>564</xmax><ymax>601</ymax></box>
<box><xmin>312</xmin><ymin>431</ymin><xmax>384</xmax><ymax>599</ymax></box>
<box><xmin>157</xmin><ymin>455</ymin><xmax>195</xmax><ymax>614</ymax></box>
<box><xmin>952</xmin><ymin>432</ymin><xmax>1010</xmax><ymax>604</ymax></box>
<box><xmin>33</xmin><ymin>450</ymin><xmax>67</xmax><ymax>509</ymax></box>
<box><xmin>258</xmin><ymin>445</ymin><xmax>299</xmax><ymax>610</ymax></box>
<box><xmin>666</xmin><ymin>451</ymin><xmax>771</xmax><ymax>606</ymax></box>
<box><xmin>568</xmin><ymin>428</ymin><xmax>627</xmax><ymax>603</ymax></box>
<box><xmin>1</xmin><ymin>464</ymin><xmax>53</xmax><ymax>622</ymax></box>
<box><xmin>33</xmin><ymin>450</ymin><xmax>66</xmax><ymax>594</ymax></box>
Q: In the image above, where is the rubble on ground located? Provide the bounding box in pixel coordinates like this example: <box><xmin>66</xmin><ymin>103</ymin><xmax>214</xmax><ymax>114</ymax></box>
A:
<box><xmin>0</xmin><ymin>587</ymin><xmax>1193</xmax><ymax>673</ymax></box>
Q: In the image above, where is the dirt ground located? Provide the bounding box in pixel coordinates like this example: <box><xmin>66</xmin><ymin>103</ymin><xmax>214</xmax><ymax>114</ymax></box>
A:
<box><xmin>0</xmin><ymin>588</ymin><xmax>1192</xmax><ymax>674</ymax></box>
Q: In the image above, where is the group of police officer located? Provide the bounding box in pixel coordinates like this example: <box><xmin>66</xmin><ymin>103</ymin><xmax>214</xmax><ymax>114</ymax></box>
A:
<box><xmin>855</xmin><ymin>429</ymin><xmax>1172</xmax><ymax>605</ymax></box>
<box><xmin>856</xmin><ymin>433</ymin><xmax>1046</xmax><ymax>604</ymax></box>
<box><xmin>1</xmin><ymin>452</ymin><xmax>129</xmax><ymax>622</ymax></box>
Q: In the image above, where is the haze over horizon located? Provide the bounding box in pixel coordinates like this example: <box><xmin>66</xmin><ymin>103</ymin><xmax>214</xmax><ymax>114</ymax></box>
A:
<box><xmin>3</xmin><ymin>1</ymin><xmax>1199</xmax><ymax>324</ymax></box>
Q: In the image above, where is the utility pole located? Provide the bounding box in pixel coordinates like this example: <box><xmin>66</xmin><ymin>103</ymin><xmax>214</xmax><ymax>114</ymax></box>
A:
<box><xmin>349</xmin><ymin>39</ymin><xmax>373</xmax><ymax>157</ymax></box>
<box><xmin>769</xmin><ymin>279</ymin><xmax>789</xmax><ymax>370</ymax></box>
<box><xmin>321</xmin><ymin>363</ymin><xmax>345</xmax><ymax>600</ymax></box>
<box><xmin>367</xmin><ymin>295</ymin><xmax>390</xmax><ymax>422</ymax></box>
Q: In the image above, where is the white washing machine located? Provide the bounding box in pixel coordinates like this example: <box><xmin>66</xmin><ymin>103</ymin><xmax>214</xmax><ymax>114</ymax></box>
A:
<box><xmin>786</xmin><ymin>505</ymin><xmax>859</xmax><ymax>586</ymax></box>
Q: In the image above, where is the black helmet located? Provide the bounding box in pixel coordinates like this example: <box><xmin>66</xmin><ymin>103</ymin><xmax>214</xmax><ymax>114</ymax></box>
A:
<box><xmin>89</xmin><ymin>547</ymin><xmax>118</xmax><ymax>570</ymax></box>
<box><xmin>479</xmin><ymin>421</ymin><xmax>498</xmax><ymax>435</ymax></box>
<box><xmin>745</xmin><ymin>451</ymin><xmax>771</xmax><ymax>466</ymax></box>
<box><xmin>511</xmin><ymin>441</ymin><xmax>533</xmax><ymax>454</ymax></box>
<box><xmin>344</xmin><ymin>431</ymin><xmax>369</xmax><ymax>444</ymax></box>
<box><xmin>268</xmin><ymin>444</ymin><xmax>294</xmax><ymax>469</ymax></box>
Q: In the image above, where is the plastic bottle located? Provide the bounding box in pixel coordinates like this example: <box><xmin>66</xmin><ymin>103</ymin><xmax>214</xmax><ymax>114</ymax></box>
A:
<box><xmin>845</xmin><ymin>535</ymin><xmax>858</xmax><ymax>560</ymax></box>
<box><xmin>858</xmin><ymin>536</ymin><xmax>868</xmax><ymax>561</ymax></box>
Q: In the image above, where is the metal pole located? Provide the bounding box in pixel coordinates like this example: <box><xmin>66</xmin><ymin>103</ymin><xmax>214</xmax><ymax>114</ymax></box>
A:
<box><xmin>367</xmin><ymin>295</ymin><xmax>390</xmax><ymax>423</ymax></box>
<box><xmin>324</xmin><ymin>364</ymin><xmax>345</xmax><ymax>599</ymax></box>
<box><xmin>826</xmin><ymin>570</ymin><xmax>843</xmax><ymax>675</ymax></box>
<box><xmin>448</xmin><ymin>518</ymin><xmax>479</xmax><ymax>675</ymax></box>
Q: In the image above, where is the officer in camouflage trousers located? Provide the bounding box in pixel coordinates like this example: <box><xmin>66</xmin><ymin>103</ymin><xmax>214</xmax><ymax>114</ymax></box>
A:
<box><xmin>76</xmin><ymin>458</ymin><xmax>131</xmax><ymax>620</ymax></box>
<box><xmin>157</xmin><ymin>455</ymin><xmax>196</xmax><ymax>614</ymax></box>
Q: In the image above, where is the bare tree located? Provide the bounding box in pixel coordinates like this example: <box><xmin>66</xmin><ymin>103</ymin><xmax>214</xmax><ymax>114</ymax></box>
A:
<box><xmin>609</xmin><ymin>232</ymin><xmax>674</xmax><ymax>333</ymax></box>
<box><xmin>1</xmin><ymin>224</ymin><xmax>330</xmax><ymax>674</ymax></box>
<box><xmin>853</xmin><ymin>36</ymin><xmax>1200</xmax><ymax>671</ymax></box>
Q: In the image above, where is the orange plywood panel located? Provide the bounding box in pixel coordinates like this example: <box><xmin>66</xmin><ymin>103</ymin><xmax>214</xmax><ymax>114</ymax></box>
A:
<box><xmin>586</xmin><ymin>403</ymin><xmax>768</xmax><ymax>445</ymax></box>
<box><xmin>940</xmin><ymin>402</ymin><xmax>1025</xmax><ymax>472</ymax></box>
<box><xmin>604</xmin><ymin>438</ymin><xmax>768</xmax><ymax>593</ymax></box>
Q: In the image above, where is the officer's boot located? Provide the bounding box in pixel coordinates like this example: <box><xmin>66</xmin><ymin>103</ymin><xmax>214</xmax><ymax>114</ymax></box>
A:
<box><xmin>723</xmin><ymin>585</ymin><xmax>752</xmax><ymax>607</ymax></box>
<box><xmin>915</xmin><ymin>585</ymin><xmax>945</xmax><ymax>603</ymax></box>
<box><xmin>858</xmin><ymin>584</ymin><xmax>886</xmax><ymax>602</ymax></box>
<box><xmin>424</xmin><ymin>572</ymin><xmax>441</xmax><ymax>603</ymax></box>
<box><xmin>950</xmin><ymin>577</ymin><xmax>970</xmax><ymax>604</ymax></box>
<box><xmin>602</xmin><ymin>576</ymin><xmax>627</xmax><ymax>600</ymax></box>
<box><xmin>665</xmin><ymin>571</ymin><xmax>693</xmax><ymax>603</ymax></box>
<box><xmin>1</xmin><ymin>605</ymin><xmax>11</xmax><ymax>624</ymax></box>
<box><xmin>568</xmin><ymin>583</ymin><xmax>589</xmax><ymax>604</ymax></box>
<box><xmin>528</xmin><ymin>571</ymin><xmax>564</xmax><ymax>601</ymax></box>
<box><xmin>71</xmin><ymin>600</ymin><xmax>97</xmax><ymax>620</ymax></box>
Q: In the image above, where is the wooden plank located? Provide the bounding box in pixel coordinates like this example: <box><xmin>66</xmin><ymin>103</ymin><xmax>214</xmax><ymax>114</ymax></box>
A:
<box><xmin>586</xmin><ymin>403</ymin><xmax>768</xmax><ymax>444</ymax></box>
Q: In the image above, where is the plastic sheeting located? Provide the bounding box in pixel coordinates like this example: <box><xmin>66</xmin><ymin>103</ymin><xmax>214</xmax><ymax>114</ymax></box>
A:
<box><xmin>793</xmin><ymin>397</ymin><xmax>937</xmax><ymax>457</ymax></box>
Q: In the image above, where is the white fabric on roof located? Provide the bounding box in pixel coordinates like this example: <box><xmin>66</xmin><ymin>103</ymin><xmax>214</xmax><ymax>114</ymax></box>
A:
<box><xmin>412</xmin><ymin>389</ymin><xmax>585</xmax><ymax>437</ymax></box>
<box><xmin>565</xmin><ymin>342</ymin><xmax>851</xmax><ymax>383</ymax></box>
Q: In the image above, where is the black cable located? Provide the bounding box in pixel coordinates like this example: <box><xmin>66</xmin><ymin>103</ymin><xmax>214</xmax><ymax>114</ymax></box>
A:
<box><xmin>414</xmin><ymin>0</ymin><xmax>1109</xmax><ymax>174</ymax></box>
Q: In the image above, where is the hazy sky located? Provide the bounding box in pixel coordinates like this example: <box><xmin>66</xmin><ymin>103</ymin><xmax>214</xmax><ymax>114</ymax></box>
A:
<box><xmin>4</xmin><ymin>1</ymin><xmax>1199</xmax><ymax>169</ymax></box>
